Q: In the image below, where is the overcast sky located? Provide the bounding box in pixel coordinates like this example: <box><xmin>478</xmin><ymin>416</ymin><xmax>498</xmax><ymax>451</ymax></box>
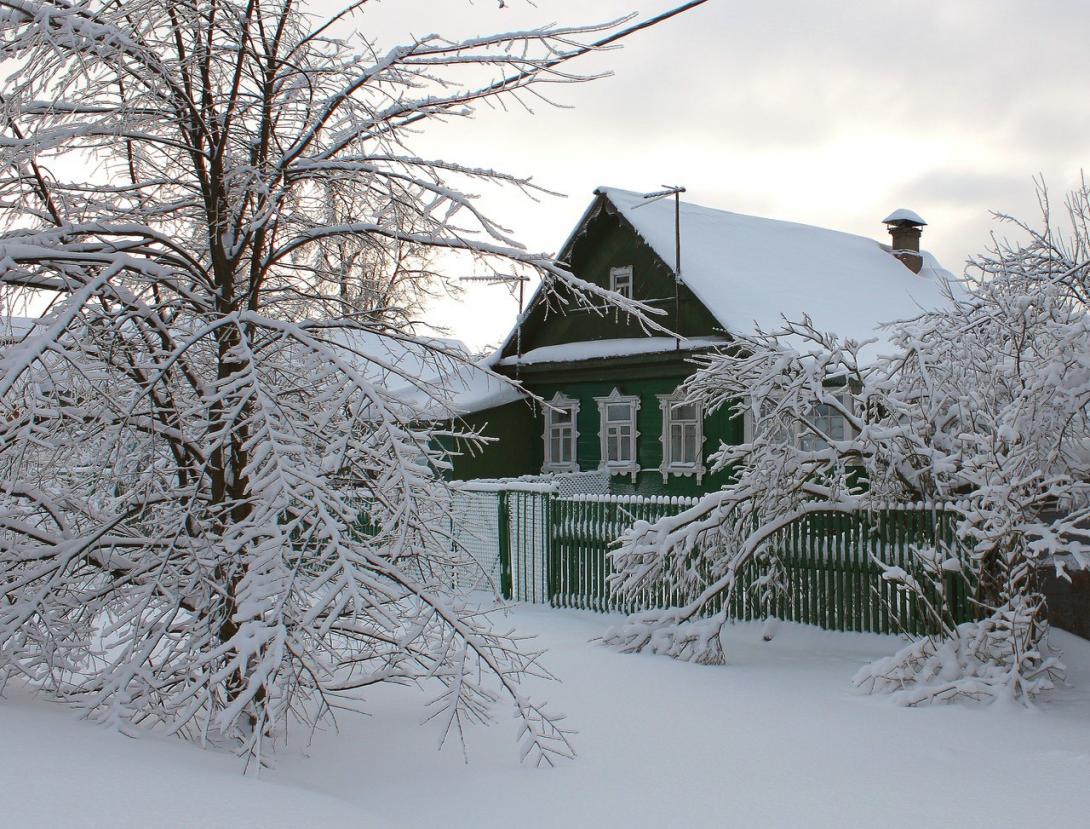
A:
<box><xmin>349</xmin><ymin>0</ymin><xmax>1090</xmax><ymax>351</ymax></box>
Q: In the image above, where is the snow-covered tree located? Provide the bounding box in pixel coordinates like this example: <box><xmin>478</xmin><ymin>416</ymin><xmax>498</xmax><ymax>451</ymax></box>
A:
<box><xmin>606</xmin><ymin>181</ymin><xmax>1090</xmax><ymax>704</ymax></box>
<box><xmin>0</xmin><ymin>0</ymin><xmax>696</xmax><ymax>762</ymax></box>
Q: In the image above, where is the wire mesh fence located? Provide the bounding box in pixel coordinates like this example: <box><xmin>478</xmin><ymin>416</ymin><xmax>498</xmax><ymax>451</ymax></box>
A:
<box><xmin>451</xmin><ymin>482</ymin><xmax>551</xmax><ymax>602</ymax></box>
<box><xmin>448</xmin><ymin>488</ymin><xmax>504</xmax><ymax>594</ymax></box>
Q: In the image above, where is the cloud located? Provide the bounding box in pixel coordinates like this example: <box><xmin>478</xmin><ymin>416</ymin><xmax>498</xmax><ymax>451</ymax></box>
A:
<box><xmin>895</xmin><ymin>171</ymin><xmax>1035</xmax><ymax>209</ymax></box>
<box><xmin>304</xmin><ymin>0</ymin><xmax>1090</xmax><ymax>348</ymax></box>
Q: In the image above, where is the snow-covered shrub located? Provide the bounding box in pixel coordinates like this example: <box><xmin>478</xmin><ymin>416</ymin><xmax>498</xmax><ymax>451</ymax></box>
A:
<box><xmin>852</xmin><ymin>595</ymin><xmax>1060</xmax><ymax>705</ymax></box>
<box><xmin>607</xmin><ymin>180</ymin><xmax>1090</xmax><ymax>705</ymax></box>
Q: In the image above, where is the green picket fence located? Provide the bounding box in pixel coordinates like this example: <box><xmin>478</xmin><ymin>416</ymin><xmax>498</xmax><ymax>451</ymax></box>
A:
<box><xmin>548</xmin><ymin>494</ymin><xmax>698</xmax><ymax>613</ymax></box>
<box><xmin>718</xmin><ymin>506</ymin><xmax>971</xmax><ymax>636</ymax></box>
<box><xmin>500</xmin><ymin>493</ymin><xmax>971</xmax><ymax>635</ymax></box>
<box><xmin>359</xmin><ymin>488</ymin><xmax>970</xmax><ymax>634</ymax></box>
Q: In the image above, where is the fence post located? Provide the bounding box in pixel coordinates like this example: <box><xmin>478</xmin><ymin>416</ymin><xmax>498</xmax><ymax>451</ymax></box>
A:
<box><xmin>497</xmin><ymin>491</ymin><xmax>513</xmax><ymax>600</ymax></box>
<box><xmin>545</xmin><ymin>492</ymin><xmax>557</xmax><ymax>605</ymax></box>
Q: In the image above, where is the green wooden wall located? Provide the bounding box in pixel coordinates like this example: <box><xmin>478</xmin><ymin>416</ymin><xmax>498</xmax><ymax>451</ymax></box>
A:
<box><xmin>447</xmin><ymin>370</ymin><xmax>741</xmax><ymax>496</ymax></box>
<box><xmin>442</xmin><ymin>399</ymin><xmax>538</xmax><ymax>481</ymax></box>
<box><xmin>532</xmin><ymin>373</ymin><xmax>739</xmax><ymax>496</ymax></box>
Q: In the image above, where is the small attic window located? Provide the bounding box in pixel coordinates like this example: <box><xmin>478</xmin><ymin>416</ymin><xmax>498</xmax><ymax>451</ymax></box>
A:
<box><xmin>609</xmin><ymin>265</ymin><xmax>633</xmax><ymax>299</ymax></box>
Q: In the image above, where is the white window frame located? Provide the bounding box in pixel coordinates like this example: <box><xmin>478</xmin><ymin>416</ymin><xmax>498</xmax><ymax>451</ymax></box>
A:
<box><xmin>797</xmin><ymin>399</ymin><xmax>851</xmax><ymax>451</ymax></box>
<box><xmin>543</xmin><ymin>392</ymin><xmax>580</xmax><ymax>473</ymax></box>
<box><xmin>742</xmin><ymin>392</ymin><xmax>854</xmax><ymax>449</ymax></box>
<box><xmin>657</xmin><ymin>392</ymin><xmax>705</xmax><ymax>483</ymax></box>
<box><xmin>594</xmin><ymin>387</ymin><xmax>640</xmax><ymax>480</ymax></box>
<box><xmin>609</xmin><ymin>265</ymin><xmax>633</xmax><ymax>299</ymax></box>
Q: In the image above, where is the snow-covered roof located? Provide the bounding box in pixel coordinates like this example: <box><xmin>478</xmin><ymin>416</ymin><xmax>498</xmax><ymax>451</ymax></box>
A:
<box><xmin>314</xmin><ymin>325</ymin><xmax>525</xmax><ymax>417</ymax></box>
<box><xmin>390</xmin><ymin>352</ymin><xmax>526</xmax><ymax>418</ymax></box>
<box><xmin>883</xmin><ymin>208</ymin><xmax>927</xmax><ymax>225</ymax></box>
<box><xmin>0</xmin><ymin>314</ymin><xmax>519</xmax><ymax>418</ymax></box>
<box><xmin>315</xmin><ymin>326</ymin><xmax>472</xmax><ymax>386</ymax></box>
<box><xmin>596</xmin><ymin>187</ymin><xmax>958</xmax><ymax>352</ymax></box>
<box><xmin>498</xmin><ymin>336</ymin><xmax>729</xmax><ymax>367</ymax></box>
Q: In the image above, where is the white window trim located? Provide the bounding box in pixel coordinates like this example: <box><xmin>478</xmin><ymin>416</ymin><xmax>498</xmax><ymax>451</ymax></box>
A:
<box><xmin>594</xmin><ymin>387</ymin><xmax>640</xmax><ymax>481</ymax></box>
<box><xmin>609</xmin><ymin>265</ymin><xmax>633</xmax><ymax>299</ymax></box>
<box><xmin>741</xmin><ymin>398</ymin><xmax>787</xmax><ymax>444</ymax></box>
<box><xmin>657</xmin><ymin>392</ymin><xmax>705</xmax><ymax>483</ymax></box>
<box><xmin>543</xmin><ymin>392</ymin><xmax>580</xmax><ymax>473</ymax></box>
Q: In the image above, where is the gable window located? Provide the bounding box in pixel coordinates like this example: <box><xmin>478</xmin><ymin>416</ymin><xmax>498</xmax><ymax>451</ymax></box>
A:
<box><xmin>543</xmin><ymin>393</ymin><xmax>580</xmax><ymax>473</ymax></box>
<box><xmin>595</xmin><ymin>388</ymin><xmax>640</xmax><ymax>480</ymax></box>
<box><xmin>658</xmin><ymin>393</ymin><xmax>705</xmax><ymax>482</ymax></box>
<box><xmin>609</xmin><ymin>265</ymin><xmax>633</xmax><ymax>299</ymax></box>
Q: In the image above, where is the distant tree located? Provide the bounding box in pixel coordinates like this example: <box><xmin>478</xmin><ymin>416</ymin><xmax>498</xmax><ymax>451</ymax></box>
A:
<box><xmin>0</xmin><ymin>0</ymin><xmax>695</xmax><ymax>762</ymax></box>
<box><xmin>606</xmin><ymin>180</ymin><xmax>1090</xmax><ymax>704</ymax></box>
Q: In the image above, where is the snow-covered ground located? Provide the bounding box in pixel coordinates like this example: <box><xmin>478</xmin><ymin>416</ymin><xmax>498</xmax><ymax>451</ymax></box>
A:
<box><xmin>6</xmin><ymin>605</ymin><xmax>1090</xmax><ymax>828</ymax></box>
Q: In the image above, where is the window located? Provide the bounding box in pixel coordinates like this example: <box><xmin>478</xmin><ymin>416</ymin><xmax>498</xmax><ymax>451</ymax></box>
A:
<box><xmin>595</xmin><ymin>388</ymin><xmax>640</xmax><ymax>479</ymax></box>
<box><xmin>609</xmin><ymin>265</ymin><xmax>633</xmax><ymax>299</ymax></box>
<box><xmin>543</xmin><ymin>393</ymin><xmax>579</xmax><ymax>472</ymax></box>
<box><xmin>742</xmin><ymin>393</ymin><xmax>852</xmax><ymax>450</ymax></box>
<box><xmin>658</xmin><ymin>393</ymin><xmax>705</xmax><ymax>482</ymax></box>
<box><xmin>798</xmin><ymin>402</ymin><xmax>848</xmax><ymax>451</ymax></box>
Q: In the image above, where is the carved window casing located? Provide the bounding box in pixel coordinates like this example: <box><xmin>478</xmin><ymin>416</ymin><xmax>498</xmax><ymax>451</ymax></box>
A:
<box><xmin>595</xmin><ymin>388</ymin><xmax>640</xmax><ymax>480</ymax></box>
<box><xmin>658</xmin><ymin>392</ymin><xmax>705</xmax><ymax>483</ymax></box>
<box><xmin>543</xmin><ymin>392</ymin><xmax>580</xmax><ymax>473</ymax></box>
<box><xmin>609</xmin><ymin>265</ymin><xmax>633</xmax><ymax>299</ymax></box>
<box><xmin>742</xmin><ymin>393</ymin><xmax>853</xmax><ymax>450</ymax></box>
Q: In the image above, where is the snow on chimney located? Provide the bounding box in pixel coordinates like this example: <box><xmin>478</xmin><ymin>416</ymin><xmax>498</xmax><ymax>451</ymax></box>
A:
<box><xmin>882</xmin><ymin>208</ymin><xmax>927</xmax><ymax>274</ymax></box>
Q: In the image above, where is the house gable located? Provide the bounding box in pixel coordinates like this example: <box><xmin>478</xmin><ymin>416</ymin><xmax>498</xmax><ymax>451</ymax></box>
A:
<box><xmin>499</xmin><ymin>194</ymin><xmax>722</xmax><ymax>361</ymax></box>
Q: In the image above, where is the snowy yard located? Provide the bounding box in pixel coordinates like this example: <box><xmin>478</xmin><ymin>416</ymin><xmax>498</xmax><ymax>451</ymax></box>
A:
<box><xmin>5</xmin><ymin>604</ymin><xmax>1090</xmax><ymax>828</ymax></box>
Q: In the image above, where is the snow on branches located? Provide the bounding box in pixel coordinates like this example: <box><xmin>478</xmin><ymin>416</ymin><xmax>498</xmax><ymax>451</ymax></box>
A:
<box><xmin>607</xmin><ymin>181</ymin><xmax>1090</xmax><ymax>705</ymax></box>
<box><xmin>0</xmin><ymin>0</ymin><xmax>695</xmax><ymax>763</ymax></box>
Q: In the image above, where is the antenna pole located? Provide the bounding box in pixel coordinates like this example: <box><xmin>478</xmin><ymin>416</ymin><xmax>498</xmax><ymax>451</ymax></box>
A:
<box><xmin>636</xmin><ymin>185</ymin><xmax>685</xmax><ymax>349</ymax></box>
<box><xmin>516</xmin><ymin>277</ymin><xmax>525</xmax><ymax>374</ymax></box>
<box><xmin>458</xmin><ymin>273</ymin><xmax>530</xmax><ymax>375</ymax></box>
<box><xmin>674</xmin><ymin>188</ymin><xmax>682</xmax><ymax>350</ymax></box>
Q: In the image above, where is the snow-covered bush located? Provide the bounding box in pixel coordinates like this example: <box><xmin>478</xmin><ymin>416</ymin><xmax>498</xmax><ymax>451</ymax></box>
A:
<box><xmin>607</xmin><ymin>181</ymin><xmax>1090</xmax><ymax>704</ymax></box>
<box><xmin>0</xmin><ymin>0</ymin><xmax>692</xmax><ymax>763</ymax></box>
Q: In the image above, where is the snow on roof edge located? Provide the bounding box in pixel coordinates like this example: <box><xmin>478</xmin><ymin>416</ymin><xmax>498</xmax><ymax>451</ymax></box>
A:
<box><xmin>0</xmin><ymin>315</ymin><xmax>37</xmax><ymax>343</ymax></box>
<box><xmin>498</xmin><ymin>336</ymin><xmax>729</xmax><ymax>367</ymax></box>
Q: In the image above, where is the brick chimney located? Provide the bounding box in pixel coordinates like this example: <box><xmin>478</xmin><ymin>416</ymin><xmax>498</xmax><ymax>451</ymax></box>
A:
<box><xmin>882</xmin><ymin>208</ymin><xmax>927</xmax><ymax>274</ymax></box>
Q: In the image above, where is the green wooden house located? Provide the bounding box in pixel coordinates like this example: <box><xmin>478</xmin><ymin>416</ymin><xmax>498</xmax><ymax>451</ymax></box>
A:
<box><xmin>443</xmin><ymin>187</ymin><xmax>954</xmax><ymax>496</ymax></box>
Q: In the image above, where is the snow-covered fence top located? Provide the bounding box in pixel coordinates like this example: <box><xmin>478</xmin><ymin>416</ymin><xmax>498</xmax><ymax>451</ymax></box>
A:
<box><xmin>453</xmin><ymin>480</ymin><xmax>557</xmax><ymax>494</ymax></box>
<box><xmin>452</xmin><ymin>469</ymin><xmax>609</xmax><ymax>497</ymax></box>
<box><xmin>563</xmin><ymin>493</ymin><xmax>699</xmax><ymax>507</ymax></box>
